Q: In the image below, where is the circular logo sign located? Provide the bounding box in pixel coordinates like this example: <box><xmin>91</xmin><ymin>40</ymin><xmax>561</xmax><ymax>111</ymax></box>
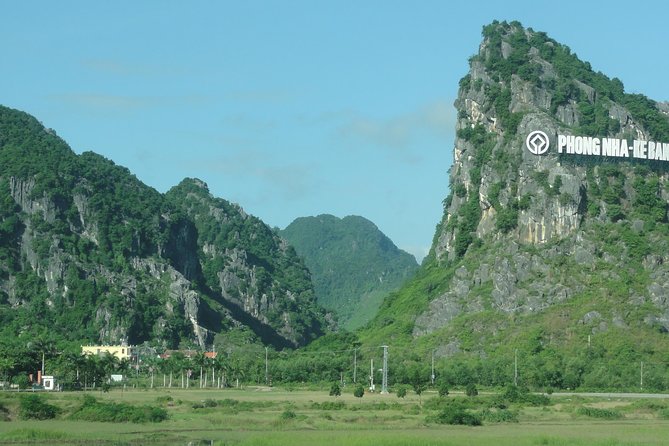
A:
<box><xmin>525</xmin><ymin>130</ymin><xmax>550</xmax><ymax>155</ymax></box>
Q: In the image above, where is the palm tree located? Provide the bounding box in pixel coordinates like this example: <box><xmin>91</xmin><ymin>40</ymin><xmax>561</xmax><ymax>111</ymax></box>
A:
<box><xmin>99</xmin><ymin>353</ymin><xmax>120</xmax><ymax>385</ymax></box>
<box><xmin>53</xmin><ymin>351</ymin><xmax>83</xmax><ymax>389</ymax></box>
<box><xmin>81</xmin><ymin>354</ymin><xmax>104</xmax><ymax>389</ymax></box>
<box><xmin>212</xmin><ymin>354</ymin><xmax>227</xmax><ymax>388</ymax></box>
<box><xmin>161</xmin><ymin>355</ymin><xmax>176</xmax><ymax>388</ymax></box>
<box><xmin>28</xmin><ymin>337</ymin><xmax>57</xmax><ymax>378</ymax></box>
<box><xmin>228</xmin><ymin>355</ymin><xmax>246</xmax><ymax>389</ymax></box>
<box><xmin>143</xmin><ymin>355</ymin><xmax>161</xmax><ymax>388</ymax></box>
<box><xmin>194</xmin><ymin>352</ymin><xmax>212</xmax><ymax>389</ymax></box>
<box><xmin>167</xmin><ymin>352</ymin><xmax>187</xmax><ymax>388</ymax></box>
<box><xmin>118</xmin><ymin>358</ymin><xmax>131</xmax><ymax>383</ymax></box>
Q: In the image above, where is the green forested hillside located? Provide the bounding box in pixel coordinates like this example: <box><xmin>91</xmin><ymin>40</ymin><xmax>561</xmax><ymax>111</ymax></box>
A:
<box><xmin>281</xmin><ymin>215</ymin><xmax>418</xmax><ymax>330</ymax></box>
<box><xmin>0</xmin><ymin>105</ymin><xmax>326</xmax><ymax>362</ymax></box>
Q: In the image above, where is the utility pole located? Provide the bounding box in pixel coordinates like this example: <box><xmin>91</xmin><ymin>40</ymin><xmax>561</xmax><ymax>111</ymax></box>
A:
<box><xmin>514</xmin><ymin>349</ymin><xmax>518</xmax><ymax>386</ymax></box>
<box><xmin>640</xmin><ymin>361</ymin><xmax>644</xmax><ymax>390</ymax></box>
<box><xmin>265</xmin><ymin>347</ymin><xmax>268</xmax><ymax>385</ymax></box>
<box><xmin>381</xmin><ymin>345</ymin><xmax>388</xmax><ymax>394</ymax></box>
<box><xmin>353</xmin><ymin>348</ymin><xmax>357</xmax><ymax>384</ymax></box>
<box><xmin>431</xmin><ymin>350</ymin><xmax>435</xmax><ymax>386</ymax></box>
<box><xmin>370</xmin><ymin>358</ymin><xmax>374</xmax><ymax>391</ymax></box>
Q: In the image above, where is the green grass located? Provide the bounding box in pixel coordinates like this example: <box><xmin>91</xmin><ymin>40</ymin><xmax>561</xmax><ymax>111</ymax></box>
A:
<box><xmin>0</xmin><ymin>389</ymin><xmax>668</xmax><ymax>445</ymax></box>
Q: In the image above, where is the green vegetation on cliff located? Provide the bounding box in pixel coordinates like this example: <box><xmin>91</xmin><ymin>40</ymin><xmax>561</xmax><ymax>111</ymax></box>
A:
<box><xmin>0</xmin><ymin>105</ymin><xmax>327</xmax><ymax>366</ymax></box>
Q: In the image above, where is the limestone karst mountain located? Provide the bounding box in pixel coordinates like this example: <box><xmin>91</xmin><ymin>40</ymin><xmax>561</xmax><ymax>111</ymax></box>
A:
<box><xmin>360</xmin><ymin>21</ymin><xmax>669</xmax><ymax>390</ymax></box>
<box><xmin>0</xmin><ymin>105</ymin><xmax>327</xmax><ymax>349</ymax></box>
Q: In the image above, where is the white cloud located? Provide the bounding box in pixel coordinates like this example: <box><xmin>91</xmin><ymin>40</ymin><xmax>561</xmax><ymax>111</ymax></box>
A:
<box><xmin>334</xmin><ymin>99</ymin><xmax>456</xmax><ymax>157</ymax></box>
<box><xmin>49</xmin><ymin>93</ymin><xmax>210</xmax><ymax>112</ymax></box>
<box><xmin>80</xmin><ymin>58</ymin><xmax>188</xmax><ymax>78</ymax></box>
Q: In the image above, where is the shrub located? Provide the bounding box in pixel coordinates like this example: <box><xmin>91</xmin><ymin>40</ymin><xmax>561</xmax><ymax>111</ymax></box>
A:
<box><xmin>480</xmin><ymin>408</ymin><xmax>518</xmax><ymax>423</ymax></box>
<box><xmin>329</xmin><ymin>382</ymin><xmax>341</xmax><ymax>397</ymax></box>
<box><xmin>203</xmin><ymin>399</ymin><xmax>218</xmax><ymax>408</ymax></box>
<box><xmin>0</xmin><ymin>401</ymin><xmax>8</xmax><ymax>415</ymax></box>
<box><xmin>465</xmin><ymin>383</ymin><xmax>478</xmax><ymax>397</ymax></box>
<box><xmin>455</xmin><ymin>183</ymin><xmax>467</xmax><ymax>198</ymax></box>
<box><xmin>518</xmin><ymin>193</ymin><xmax>532</xmax><ymax>210</ymax></box>
<box><xmin>500</xmin><ymin>385</ymin><xmax>550</xmax><ymax>406</ymax></box>
<box><xmin>576</xmin><ymin>406</ymin><xmax>622</xmax><ymax>419</ymax></box>
<box><xmin>438</xmin><ymin>383</ymin><xmax>449</xmax><ymax>397</ymax></box>
<box><xmin>428</xmin><ymin>405</ymin><xmax>482</xmax><ymax>426</ymax></box>
<box><xmin>218</xmin><ymin>398</ymin><xmax>239</xmax><ymax>407</ymax></box>
<box><xmin>396</xmin><ymin>386</ymin><xmax>407</xmax><ymax>398</ymax></box>
<box><xmin>311</xmin><ymin>401</ymin><xmax>346</xmax><ymax>410</ymax></box>
<box><xmin>280</xmin><ymin>409</ymin><xmax>296</xmax><ymax>420</ymax></box>
<box><xmin>70</xmin><ymin>395</ymin><xmax>167</xmax><ymax>423</ymax></box>
<box><xmin>19</xmin><ymin>394</ymin><xmax>59</xmax><ymax>420</ymax></box>
<box><xmin>495</xmin><ymin>207</ymin><xmax>518</xmax><ymax>233</ymax></box>
<box><xmin>353</xmin><ymin>384</ymin><xmax>364</xmax><ymax>398</ymax></box>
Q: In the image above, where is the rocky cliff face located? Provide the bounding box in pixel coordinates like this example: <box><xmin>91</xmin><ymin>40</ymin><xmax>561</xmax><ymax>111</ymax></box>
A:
<box><xmin>0</xmin><ymin>106</ymin><xmax>326</xmax><ymax>349</ymax></box>
<box><xmin>365</xmin><ymin>22</ymin><xmax>669</xmax><ymax>368</ymax></box>
<box><xmin>418</xmin><ymin>22</ymin><xmax>669</xmax><ymax>339</ymax></box>
<box><xmin>166</xmin><ymin>179</ymin><xmax>327</xmax><ymax>347</ymax></box>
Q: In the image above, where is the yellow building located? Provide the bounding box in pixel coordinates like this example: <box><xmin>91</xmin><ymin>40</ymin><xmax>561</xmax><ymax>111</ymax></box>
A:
<box><xmin>81</xmin><ymin>345</ymin><xmax>134</xmax><ymax>360</ymax></box>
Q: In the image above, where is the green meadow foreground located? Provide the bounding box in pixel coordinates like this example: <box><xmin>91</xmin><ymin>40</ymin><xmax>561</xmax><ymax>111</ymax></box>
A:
<box><xmin>1</xmin><ymin>388</ymin><xmax>669</xmax><ymax>445</ymax></box>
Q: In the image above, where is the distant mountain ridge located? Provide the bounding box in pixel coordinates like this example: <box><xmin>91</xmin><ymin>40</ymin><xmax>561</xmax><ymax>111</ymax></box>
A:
<box><xmin>0</xmin><ymin>105</ymin><xmax>327</xmax><ymax>350</ymax></box>
<box><xmin>281</xmin><ymin>214</ymin><xmax>418</xmax><ymax>330</ymax></box>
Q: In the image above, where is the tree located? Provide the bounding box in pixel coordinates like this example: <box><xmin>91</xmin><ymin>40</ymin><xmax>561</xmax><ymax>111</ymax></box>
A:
<box><xmin>143</xmin><ymin>355</ymin><xmax>161</xmax><ymax>389</ymax></box>
<box><xmin>413</xmin><ymin>382</ymin><xmax>425</xmax><ymax>404</ymax></box>
<box><xmin>329</xmin><ymin>381</ymin><xmax>341</xmax><ymax>397</ymax></box>
<box><xmin>193</xmin><ymin>352</ymin><xmax>207</xmax><ymax>388</ymax></box>
<box><xmin>80</xmin><ymin>354</ymin><xmax>104</xmax><ymax>389</ymax></box>
<box><xmin>212</xmin><ymin>354</ymin><xmax>227</xmax><ymax>388</ymax></box>
<box><xmin>164</xmin><ymin>352</ymin><xmax>187</xmax><ymax>388</ymax></box>
<box><xmin>407</xmin><ymin>363</ymin><xmax>428</xmax><ymax>405</ymax></box>
<box><xmin>353</xmin><ymin>384</ymin><xmax>364</xmax><ymax>398</ymax></box>
<box><xmin>228</xmin><ymin>355</ymin><xmax>246</xmax><ymax>389</ymax></box>
<box><xmin>99</xmin><ymin>353</ymin><xmax>120</xmax><ymax>385</ymax></box>
<box><xmin>0</xmin><ymin>357</ymin><xmax>15</xmax><ymax>390</ymax></box>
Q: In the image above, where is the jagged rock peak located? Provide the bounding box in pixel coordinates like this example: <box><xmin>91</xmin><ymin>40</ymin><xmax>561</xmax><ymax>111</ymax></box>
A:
<box><xmin>177</xmin><ymin>177</ymin><xmax>210</xmax><ymax>192</ymax></box>
<box><xmin>434</xmin><ymin>20</ymin><xmax>669</xmax><ymax>262</ymax></box>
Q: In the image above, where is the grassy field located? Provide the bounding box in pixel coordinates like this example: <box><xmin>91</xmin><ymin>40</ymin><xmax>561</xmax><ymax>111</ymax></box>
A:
<box><xmin>0</xmin><ymin>387</ymin><xmax>668</xmax><ymax>445</ymax></box>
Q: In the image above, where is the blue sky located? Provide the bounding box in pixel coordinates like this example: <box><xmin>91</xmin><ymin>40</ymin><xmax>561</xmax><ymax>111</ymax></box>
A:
<box><xmin>3</xmin><ymin>1</ymin><xmax>668</xmax><ymax>261</ymax></box>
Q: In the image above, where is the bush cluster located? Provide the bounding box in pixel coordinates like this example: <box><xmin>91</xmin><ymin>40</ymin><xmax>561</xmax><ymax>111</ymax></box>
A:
<box><xmin>19</xmin><ymin>395</ymin><xmax>59</xmax><ymax>420</ymax></box>
<box><xmin>576</xmin><ymin>406</ymin><xmax>622</xmax><ymax>419</ymax></box>
<box><xmin>70</xmin><ymin>395</ymin><xmax>167</xmax><ymax>423</ymax></box>
<box><xmin>427</xmin><ymin>405</ymin><xmax>482</xmax><ymax>426</ymax></box>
